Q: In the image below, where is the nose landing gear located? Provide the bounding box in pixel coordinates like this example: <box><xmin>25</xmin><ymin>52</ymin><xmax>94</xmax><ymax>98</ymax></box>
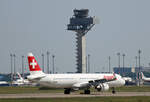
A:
<box><xmin>112</xmin><ymin>87</ymin><xmax>116</xmax><ymax>94</ymax></box>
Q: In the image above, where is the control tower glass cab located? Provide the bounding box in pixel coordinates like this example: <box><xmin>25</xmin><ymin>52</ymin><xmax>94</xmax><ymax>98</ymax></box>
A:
<box><xmin>67</xmin><ymin>9</ymin><xmax>94</xmax><ymax>32</ymax></box>
<box><xmin>67</xmin><ymin>9</ymin><xmax>96</xmax><ymax>73</ymax></box>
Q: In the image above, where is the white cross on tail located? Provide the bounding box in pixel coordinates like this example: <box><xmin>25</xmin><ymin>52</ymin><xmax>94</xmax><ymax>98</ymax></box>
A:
<box><xmin>30</xmin><ymin>59</ymin><xmax>37</xmax><ymax>69</ymax></box>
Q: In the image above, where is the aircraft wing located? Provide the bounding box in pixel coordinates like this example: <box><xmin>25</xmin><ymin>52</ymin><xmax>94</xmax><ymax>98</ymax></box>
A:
<box><xmin>72</xmin><ymin>73</ymin><xmax>116</xmax><ymax>90</ymax></box>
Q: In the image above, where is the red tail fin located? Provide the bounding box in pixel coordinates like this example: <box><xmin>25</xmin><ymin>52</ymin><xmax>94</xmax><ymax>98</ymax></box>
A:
<box><xmin>28</xmin><ymin>53</ymin><xmax>41</xmax><ymax>72</ymax></box>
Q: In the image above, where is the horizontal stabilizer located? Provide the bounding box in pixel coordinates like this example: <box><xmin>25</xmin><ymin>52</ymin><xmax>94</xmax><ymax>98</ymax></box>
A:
<box><xmin>27</xmin><ymin>74</ymin><xmax>46</xmax><ymax>81</ymax></box>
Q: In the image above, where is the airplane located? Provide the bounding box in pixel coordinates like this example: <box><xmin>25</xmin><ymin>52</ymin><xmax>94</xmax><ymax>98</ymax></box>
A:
<box><xmin>0</xmin><ymin>81</ymin><xmax>9</xmax><ymax>86</ymax></box>
<box><xmin>141</xmin><ymin>72</ymin><xmax>150</xmax><ymax>82</ymax></box>
<box><xmin>27</xmin><ymin>53</ymin><xmax>125</xmax><ymax>94</ymax></box>
<box><xmin>12</xmin><ymin>72</ymin><xmax>31</xmax><ymax>86</ymax></box>
<box><xmin>122</xmin><ymin>77</ymin><xmax>135</xmax><ymax>85</ymax></box>
<box><xmin>122</xmin><ymin>77</ymin><xmax>132</xmax><ymax>82</ymax></box>
<box><xmin>17</xmin><ymin>72</ymin><xmax>31</xmax><ymax>85</ymax></box>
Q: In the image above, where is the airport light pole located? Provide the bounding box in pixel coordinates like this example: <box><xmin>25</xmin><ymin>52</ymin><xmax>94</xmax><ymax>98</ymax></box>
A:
<box><xmin>47</xmin><ymin>51</ymin><xmax>50</xmax><ymax>74</ymax></box>
<box><xmin>122</xmin><ymin>54</ymin><xmax>125</xmax><ymax>76</ymax></box>
<box><xmin>117</xmin><ymin>52</ymin><xmax>120</xmax><ymax>74</ymax></box>
<box><xmin>135</xmin><ymin>56</ymin><xmax>139</xmax><ymax>86</ymax></box>
<box><xmin>135</xmin><ymin>56</ymin><xmax>138</xmax><ymax>68</ymax></box>
<box><xmin>52</xmin><ymin>55</ymin><xmax>55</xmax><ymax>74</ymax></box>
<box><xmin>22</xmin><ymin>55</ymin><xmax>24</xmax><ymax>79</ymax></box>
<box><xmin>86</xmin><ymin>56</ymin><xmax>87</xmax><ymax>73</ymax></box>
<box><xmin>13</xmin><ymin>54</ymin><xmax>16</xmax><ymax>80</ymax></box>
<box><xmin>42</xmin><ymin>53</ymin><xmax>44</xmax><ymax>72</ymax></box>
<box><xmin>10</xmin><ymin>54</ymin><xmax>13</xmax><ymax>85</ymax></box>
<box><xmin>108</xmin><ymin>56</ymin><xmax>111</xmax><ymax>73</ymax></box>
<box><xmin>138</xmin><ymin>49</ymin><xmax>141</xmax><ymax>86</ymax></box>
<box><xmin>149</xmin><ymin>63</ymin><xmax>150</xmax><ymax>68</ymax></box>
<box><xmin>88</xmin><ymin>54</ymin><xmax>90</xmax><ymax>73</ymax></box>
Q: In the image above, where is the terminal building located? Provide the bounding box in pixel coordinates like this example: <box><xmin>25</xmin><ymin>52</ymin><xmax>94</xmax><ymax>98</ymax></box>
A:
<box><xmin>113</xmin><ymin>67</ymin><xmax>150</xmax><ymax>74</ymax></box>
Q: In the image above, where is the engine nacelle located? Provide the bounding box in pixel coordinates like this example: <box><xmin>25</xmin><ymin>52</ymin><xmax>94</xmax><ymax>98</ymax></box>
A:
<box><xmin>96</xmin><ymin>83</ymin><xmax>109</xmax><ymax>92</ymax></box>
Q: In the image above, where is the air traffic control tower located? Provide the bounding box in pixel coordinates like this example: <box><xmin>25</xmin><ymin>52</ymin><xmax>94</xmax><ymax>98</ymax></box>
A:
<box><xmin>67</xmin><ymin>9</ymin><xmax>98</xmax><ymax>73</ymax></box>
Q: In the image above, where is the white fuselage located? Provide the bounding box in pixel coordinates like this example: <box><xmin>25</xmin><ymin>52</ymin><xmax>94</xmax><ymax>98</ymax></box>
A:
<box><xmin>141</xmin><ymin>72</ymin><xmax>150</xmax><ymax>82</ymax></box>
<box><xmin>142</xmin><ymin>77</ymin><xmax>150</xmax><ymax>82</ymax></box>
<box><xmin>36</xmin><ymin>73</ymin><xmax>125</xmax><ymax>88</ymax></box>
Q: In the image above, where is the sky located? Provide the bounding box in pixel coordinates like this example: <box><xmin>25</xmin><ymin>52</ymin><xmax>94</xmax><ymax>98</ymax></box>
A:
<box><xmin>0</xmin><ymin>0</ymin><xmax>150</xmax><ymax>73</ymax></box>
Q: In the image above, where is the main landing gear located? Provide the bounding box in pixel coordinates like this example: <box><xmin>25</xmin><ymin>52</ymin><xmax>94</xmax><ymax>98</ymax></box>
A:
<box><xmin>64</xmin><ymin>88</ymin><xmax>71</xmax><ymax>94</ymax></box>
<box><xmin>64</xmin><ymin>88</ymin><xmax>91</xmax><ymax>94</ymax></box>
<box><xmin>84</xmin><ymin>89</ymin><xmax>90</xmax><ymax>94</ymax></box>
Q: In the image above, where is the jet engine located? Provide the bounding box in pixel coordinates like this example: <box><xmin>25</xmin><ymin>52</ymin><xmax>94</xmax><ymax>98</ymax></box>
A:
<box><xmin>95</xmin><ymin>83</ymin><xmax>109</xmax><ymax>91</ymax></box>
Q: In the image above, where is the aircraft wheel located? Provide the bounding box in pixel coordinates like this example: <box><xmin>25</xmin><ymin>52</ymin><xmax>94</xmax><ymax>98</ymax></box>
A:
<box><xmin>112</xmin><ymin>87</ymin><xmax>116</xmax><ymax>94</ymax></box>
<box><xmin>84</xmin><ymin>90</ymin><xmax>90</xmax><ymax>94</ymax></box>
<box><xmin>64</xmin><ymin>89</ymin><xmax>71</xmax><ymax>94</ymax></box>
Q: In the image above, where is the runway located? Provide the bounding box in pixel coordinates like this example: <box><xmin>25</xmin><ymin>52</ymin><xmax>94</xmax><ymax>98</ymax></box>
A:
<box><xmin>0</xmin><ymin>92</ymin><xmax>150</xmax><ymax>98</ymax></box>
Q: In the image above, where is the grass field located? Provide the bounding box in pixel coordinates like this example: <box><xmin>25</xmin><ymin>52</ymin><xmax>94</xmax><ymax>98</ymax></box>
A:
<box><xmin>0</xmin><ymin>87</ymin><xmax>63</xmax><ymax>94</ymax></box>
<box><xmin>115</xmin><ymin>85</ymin><xmax>150</xmax><ymax>92</ymax></box>
<box><xmin>0</xmin><ymin>96</ymin><xmax>150</xmax><ymax>102</ymax></box>
<box><xmin>0</xmin><ymin>86</ymin><xmax>149</xmax><ymax>102</ymax></box>
<box><xmin>0</xmin><ymin>86</ymin><xmax>150</xmax><ymax>94</ymax></box>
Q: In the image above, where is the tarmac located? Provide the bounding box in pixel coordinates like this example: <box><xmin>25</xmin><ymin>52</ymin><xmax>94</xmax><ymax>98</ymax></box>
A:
<box><xmin>0</xmin><ymin>92</ymin><xmax>150</xmax><ymax>98</ymax></box>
